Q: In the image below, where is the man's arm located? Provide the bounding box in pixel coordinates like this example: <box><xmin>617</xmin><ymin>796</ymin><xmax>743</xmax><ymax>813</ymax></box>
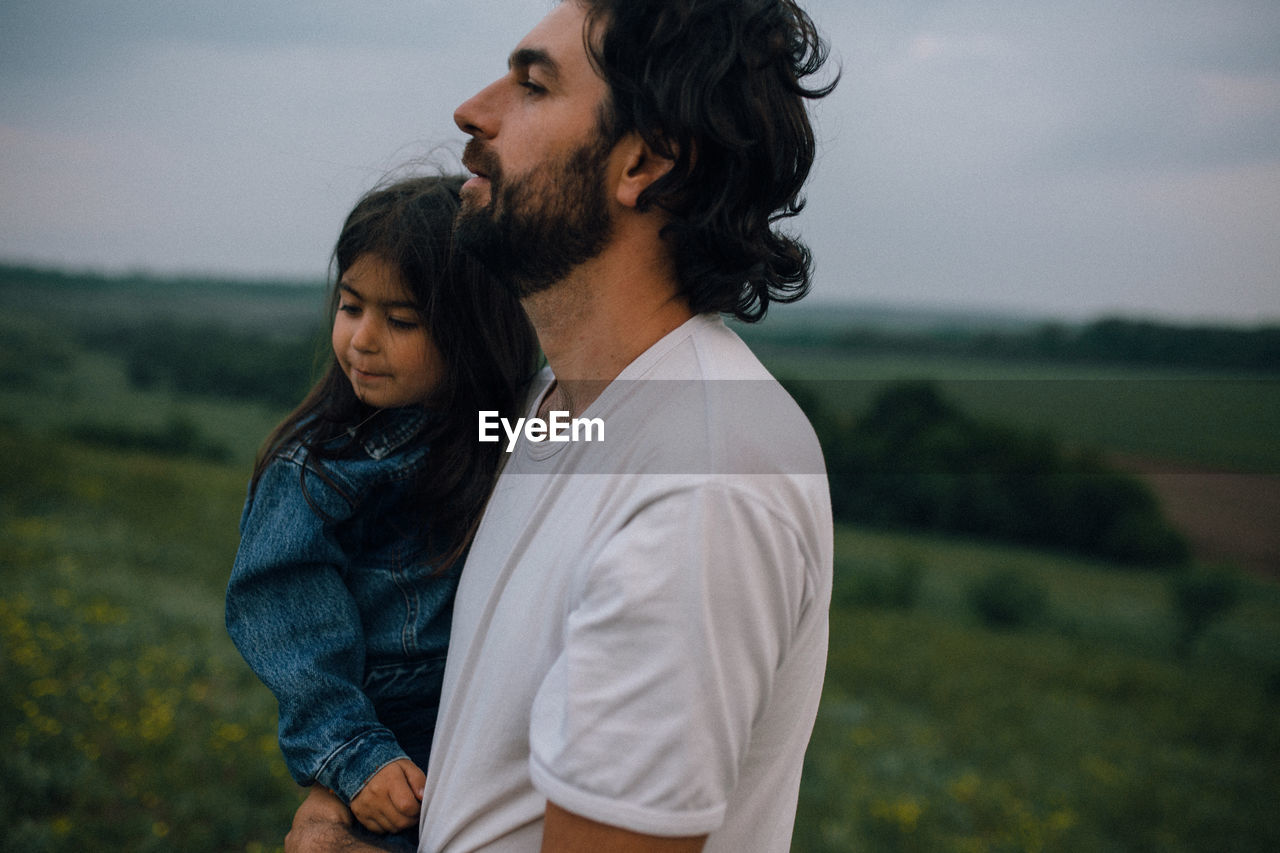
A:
<box><xmin>541</xmin><ymin>802</ymin><xmax>706</xmax><ymax>853</ymax></box>
<box><xmin>284</xmin><ymin>787</ymin><xmax>399</xmax><ymax>853</ymax></box>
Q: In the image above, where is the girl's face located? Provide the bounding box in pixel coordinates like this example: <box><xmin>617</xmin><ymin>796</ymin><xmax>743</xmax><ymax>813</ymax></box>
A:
<box><xmin>332</xmin><ymin>253</ymin><xmax>443</xmax><ymax>409</ymax></box>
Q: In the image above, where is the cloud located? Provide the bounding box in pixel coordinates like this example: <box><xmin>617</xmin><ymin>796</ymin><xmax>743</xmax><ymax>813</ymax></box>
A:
<box><xmin>0</xmin><ymin>2</ymin><xmax>544</xmax><ymax>277</ymax></box>
<box><xmin>0</xmin><ymin>1</ymin><xmax>468</xmax><ymax>77</ymax></box>
<box><xmin>792</xmin><ymin>0</ymin><xmax>1280</xmax><ymax>319</ymax></box>
<box><xmin>1</xmin><ymin>0</ymin><xmax>1277</xmax><ymax>320</ymax></box>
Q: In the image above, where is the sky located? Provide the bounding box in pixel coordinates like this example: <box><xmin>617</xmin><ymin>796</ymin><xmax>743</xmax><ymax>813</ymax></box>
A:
<box><xmin>2</xmin><ymin>0</ymin><xmax>1279</xmax><ymax>324</ymax></box>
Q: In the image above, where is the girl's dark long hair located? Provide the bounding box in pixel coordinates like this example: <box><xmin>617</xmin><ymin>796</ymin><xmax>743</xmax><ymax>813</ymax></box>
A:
<box><xmin>252</xmin><ymin>174</ymin><xmax>539</xmax><ymax>570</ymax></box>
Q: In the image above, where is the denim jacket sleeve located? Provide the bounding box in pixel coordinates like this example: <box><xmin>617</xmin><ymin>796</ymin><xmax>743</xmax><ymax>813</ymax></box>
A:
<box><xmin>225</xmin><ymin>449</ymin><xmax>408</xmax><ymax>804</ymax></box>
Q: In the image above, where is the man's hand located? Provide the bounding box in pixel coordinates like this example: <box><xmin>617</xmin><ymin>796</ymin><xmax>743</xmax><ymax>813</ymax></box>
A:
<box><xmin>285</xmin><ymin>786</ymin><xmax>389</xmax><ymax>853</ymax></box>
<box><xmin>350</xmin><ymin>758</ymin><xmax>426</xmax><ymax>834</ymax></box>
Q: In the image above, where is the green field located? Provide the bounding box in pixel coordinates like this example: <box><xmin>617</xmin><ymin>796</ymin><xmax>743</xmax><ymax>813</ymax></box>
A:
<box><xmin>3</xmin><ymin>272</ymin><xmax>1278</xmax><ymax>850</ymax></box>
<box><xmin>4</xmin><ymin>428</ymin><xmax>1277</xmax><ymax>851</ymax></box>
<box><xmin>754</xmin><ymin>345</ymin><xmax>1280</xmax><ymax>474</ymax></box>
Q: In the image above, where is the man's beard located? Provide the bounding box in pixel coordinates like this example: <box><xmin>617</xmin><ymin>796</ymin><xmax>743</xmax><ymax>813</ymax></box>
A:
<box><xmin>455</xmin><ymin>135</ymin><xmax>614</xmax><ymax>298</ymax></box>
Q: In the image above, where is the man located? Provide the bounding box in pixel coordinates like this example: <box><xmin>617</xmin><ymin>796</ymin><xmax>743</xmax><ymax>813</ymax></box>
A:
<box><xmin>287</xmin><ymin>0</ymin><xmax>835</xmax><ymax>849</ymax></box>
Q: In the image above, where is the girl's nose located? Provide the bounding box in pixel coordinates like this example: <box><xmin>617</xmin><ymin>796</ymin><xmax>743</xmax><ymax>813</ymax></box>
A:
<box><xmin>351</xmin><ymin>318</ymin><xmax>379</xmax><ymax>353</ymax></box>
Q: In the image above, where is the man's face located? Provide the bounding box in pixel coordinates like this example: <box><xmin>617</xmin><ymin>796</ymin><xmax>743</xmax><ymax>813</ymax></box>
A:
<box><xmin>452</xmin><ymin>1</ymin><xmax>617</xmax><ymax>296</ymax></box>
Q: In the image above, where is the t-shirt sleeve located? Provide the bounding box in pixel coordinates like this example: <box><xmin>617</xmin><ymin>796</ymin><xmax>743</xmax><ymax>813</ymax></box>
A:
<box><xmin>527</xmin><ymin>481</ymin><xmax>811</xmax><ymax>836</ymax></box>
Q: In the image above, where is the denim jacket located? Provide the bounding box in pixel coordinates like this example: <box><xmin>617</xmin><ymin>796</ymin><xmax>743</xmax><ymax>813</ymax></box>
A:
<box><xmin>226</xmin><ymin>408</ymin><xmax>458</xmax><ymax>804</ymax></box>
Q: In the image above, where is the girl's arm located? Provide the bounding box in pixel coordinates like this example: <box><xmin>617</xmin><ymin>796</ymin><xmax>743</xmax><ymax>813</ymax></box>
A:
<box><xmin>226</xmin><ymin>456</ymin><xmax>408</xmax><ymax>805</ymax></box>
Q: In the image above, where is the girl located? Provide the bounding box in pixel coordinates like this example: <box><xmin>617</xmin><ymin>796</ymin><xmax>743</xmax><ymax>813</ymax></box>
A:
<box><xmin>226</xmin><ymin>175</ymin><xmax>538</xmax><ymax>850</ymax></box>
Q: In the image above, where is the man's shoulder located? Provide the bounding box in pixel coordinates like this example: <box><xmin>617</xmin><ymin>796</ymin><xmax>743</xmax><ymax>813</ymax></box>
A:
<box><xmin>592</xmin><ymin>316</ymin><xmax>826</xmax><ymax>480</ymax></box>
<box><xmin>624</xmin><ymin>312</ymin><xmax>770</xmax><ymax>382</ymax></box>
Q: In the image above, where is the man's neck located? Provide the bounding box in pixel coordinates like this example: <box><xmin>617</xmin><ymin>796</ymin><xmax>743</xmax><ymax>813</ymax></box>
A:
<box><xmin>524</xmin><ymin>243</ymin><xmax>692</xmax><ymax>419</ymax></box>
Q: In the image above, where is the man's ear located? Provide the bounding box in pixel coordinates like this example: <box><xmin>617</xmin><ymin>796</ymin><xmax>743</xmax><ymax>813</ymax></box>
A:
<box><xmin>613</xmin><ymin>133</ymin><xmax>675</xmax><ymax>209</ymax></box>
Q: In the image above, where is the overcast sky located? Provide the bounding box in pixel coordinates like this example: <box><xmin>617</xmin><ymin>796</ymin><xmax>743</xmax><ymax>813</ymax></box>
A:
<box><xmin>2</xmin><ymin>0</ymin><xmax>1278</xmax><ymax>323</ymax></box>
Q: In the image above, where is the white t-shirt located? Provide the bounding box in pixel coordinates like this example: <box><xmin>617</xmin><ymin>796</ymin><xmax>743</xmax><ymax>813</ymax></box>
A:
<box><xmin>419</xmin><ymin>314</ymin><xmax>832</xmax><ymax>852</ymax></box>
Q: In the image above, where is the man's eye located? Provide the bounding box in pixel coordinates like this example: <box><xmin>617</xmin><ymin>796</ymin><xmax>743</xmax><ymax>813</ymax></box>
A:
<box><xmin>520</xmin><ymin>80</ymin><xmax>546</xmax><ymax>95</ymax></box>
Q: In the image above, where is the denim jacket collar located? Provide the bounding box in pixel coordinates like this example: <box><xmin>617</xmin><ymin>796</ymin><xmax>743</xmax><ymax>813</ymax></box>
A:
<box><xmin>350</xmin><ymin>407</ymin><xmax>429</xmax><ymax>460</ymax></box>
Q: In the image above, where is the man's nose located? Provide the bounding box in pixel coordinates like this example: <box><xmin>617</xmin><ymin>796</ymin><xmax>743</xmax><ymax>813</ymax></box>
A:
<box><xmin>454</xmin><ymin>77</ymin><xmax>503</xmax><ymax>139</ymax></box>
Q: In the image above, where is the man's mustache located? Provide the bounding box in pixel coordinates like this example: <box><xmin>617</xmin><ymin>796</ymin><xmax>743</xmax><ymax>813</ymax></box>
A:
<box><xmin>462</xmin><ymin>139</ymin><xmax>501</xmax><ymax>184</ymax></box>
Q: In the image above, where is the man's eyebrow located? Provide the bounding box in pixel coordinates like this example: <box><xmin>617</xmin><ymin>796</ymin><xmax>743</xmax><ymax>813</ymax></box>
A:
<box><xmin>508</xmin><ymin>46</ymin><xmax>561</xmax><ymax>82</ymax></box>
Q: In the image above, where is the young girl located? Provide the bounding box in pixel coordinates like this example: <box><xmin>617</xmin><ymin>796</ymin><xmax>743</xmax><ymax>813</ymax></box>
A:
<box><xmin>226</xmin><ymin>175</ymin><xmax>538</xmax><ymax>850</ymax></box>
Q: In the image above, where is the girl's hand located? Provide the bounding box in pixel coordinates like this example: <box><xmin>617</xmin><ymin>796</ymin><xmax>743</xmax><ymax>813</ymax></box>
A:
<box><xmin>349</xmin><ymin>759</ymin><xmax>426</xmax><ymax>835</ymax></box>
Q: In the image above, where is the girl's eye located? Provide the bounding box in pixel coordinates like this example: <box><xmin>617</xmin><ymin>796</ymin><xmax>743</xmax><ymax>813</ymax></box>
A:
<box><xmin>338</xmin><ymin>302</ymin><xmax>360</xmax><ymax>316</ymax></box>
<box><xmin>388</xmin><ymin>317</ymin><xmax>420</xmax><ymax>331</ymax></box>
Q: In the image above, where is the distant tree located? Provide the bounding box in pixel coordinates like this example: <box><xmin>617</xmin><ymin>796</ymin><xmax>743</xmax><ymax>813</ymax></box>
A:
<box><xmin>1169</xmin><ymin>570</ymin><xmax>1241</xmax><ymax>657</ymax></box>
<box><xmin>744</xmin><ymin>306</ymin><xmax>1280</xmax><ymax>372</ymax></box>
<box><xmin>967</xmin><ymin>567</ymin><xmax>1048</xmax><ymax>630</ymax></box>
<box><xmin>83</xmin><ymin>320</ymin><xmax>322</xmax><ymax>407</ymax></box>
<box><xmin>796</xmin><ymin>381</ymin><xmax>1189</xmax><ymax>566</ymax></box>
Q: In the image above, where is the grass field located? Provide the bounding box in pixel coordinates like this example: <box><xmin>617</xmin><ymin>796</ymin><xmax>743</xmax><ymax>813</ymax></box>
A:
<box><xmin>1</xmin><ymin>431</ymin><xmax>301</xmax><ymax>851</ymax></box>
<box><xmin>3</xmin><ymin>275</ymin><xmax>1278</xmax><ymax>850</ymax></box>
<box><xmin>4</xmin><ymin>428</ymin><xmax>1277</xmax><ymax>851</ymax></box>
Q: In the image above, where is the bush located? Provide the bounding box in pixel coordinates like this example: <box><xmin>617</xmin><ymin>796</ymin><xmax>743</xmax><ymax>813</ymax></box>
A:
<box><xmin>967</xmin><ymin>567</ymin><xmax>1048</xmax><ymax>630</ymax></box>
<box><xmin>83</xmin><ymin>320</ymin><xmax>322</xmax><ymax>407</ymax></box>
<box><xmin>63</xmin><ymin>413</ymin><xmax>231</xmax><ymax>462</ymax></box>
<box><xmin>0</xmin><ymin>316</ymin><xmax>74</xmax><ymax>389</ymax></box>
<box><xmin>1169</xmin><ymin>569</ymin><xmax>1241</xmax><ymax>655</ymax></box>
<box><xmin>805</xmin><ymin>381</ymin><xmax>1189</xmax><ymax>566</ymax></box>
<box><xmin>1050</xmin><ymin>460</ymin><xmax>1189</xmax><ymax>566</ymax></box>
<box><xmin>842</xmin><ymin>556</ymin><xmax>925</xmax><ymax>610</ymax></box>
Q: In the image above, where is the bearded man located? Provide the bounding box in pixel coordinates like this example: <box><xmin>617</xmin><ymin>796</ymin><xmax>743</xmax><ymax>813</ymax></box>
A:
<box><xmin>288</xmin><ymin>1</ymin><xmax>836</xmax><ymax>850</ymax></box>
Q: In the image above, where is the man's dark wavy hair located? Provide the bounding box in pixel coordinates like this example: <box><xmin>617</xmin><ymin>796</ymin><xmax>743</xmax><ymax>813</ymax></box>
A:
<box><xmin>579</xmin><ymin>0</ymin><xmax>837</xmax><ymax>322</ymax></box>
